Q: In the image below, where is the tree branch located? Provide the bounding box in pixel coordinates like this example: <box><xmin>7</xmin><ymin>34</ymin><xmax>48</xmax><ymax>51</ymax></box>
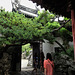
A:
<box><xmin>51</xmin><ymin>19</ymin><xmax>70</xmax><ymax>33</ymax></box>
<box><xmin>55</xmin><ymin>40</ymin><xmax>70</xmax><ymax>55</ymax></box>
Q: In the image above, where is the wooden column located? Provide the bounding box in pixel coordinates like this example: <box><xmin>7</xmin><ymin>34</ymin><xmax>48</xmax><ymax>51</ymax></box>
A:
<box><xmin>71</xmin><ymin>10</ymin><xmax>75</xmax><ymax>61</ymax></box>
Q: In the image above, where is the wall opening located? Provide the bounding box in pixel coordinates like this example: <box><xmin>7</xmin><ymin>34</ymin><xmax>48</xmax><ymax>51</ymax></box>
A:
<box><xmin>21</xmin><ymin>43</ymin><xmax>33</xmax><ymax>71</ymax></box>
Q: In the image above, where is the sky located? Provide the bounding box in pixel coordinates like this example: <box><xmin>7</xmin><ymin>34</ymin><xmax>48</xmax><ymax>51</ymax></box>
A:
<box><xmin>0</xmin><ymin>0</ymin><xmax>12</xmax><ymax>11</ymax></box>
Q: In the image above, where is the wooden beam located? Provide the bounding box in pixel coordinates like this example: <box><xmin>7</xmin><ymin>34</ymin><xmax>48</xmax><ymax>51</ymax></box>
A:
<box><xmin>71</xmin><ymin>9</ymin><xmax>75</xmax><ymax>61</ymax></box>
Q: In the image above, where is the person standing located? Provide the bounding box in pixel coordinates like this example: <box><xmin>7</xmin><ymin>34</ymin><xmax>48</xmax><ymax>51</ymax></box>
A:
<box><xmin>44</xmin><ymin>53</ymin><xmax>54</xmax><ymax>75</ymax></box>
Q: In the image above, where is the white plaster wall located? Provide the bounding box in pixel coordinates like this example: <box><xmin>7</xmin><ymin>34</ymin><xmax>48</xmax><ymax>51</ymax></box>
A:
<box><xmin>43</xmin><ymin>39</ymin><xmax>54</xmax><ymax>59</ymax></box>
<box><xmin>69</xmin><ymin>41</ymin><xmax>73</xmax><ymax>46</ymax></box>
<box><xmin>43</xmin><ymin>37</ymin><xmax>63</xmax><ymax>59</ymax></box>
<box><xmin>54</xmin><ymin>37</ymin><xmax>63</xmax><ymax>47</ymax></box>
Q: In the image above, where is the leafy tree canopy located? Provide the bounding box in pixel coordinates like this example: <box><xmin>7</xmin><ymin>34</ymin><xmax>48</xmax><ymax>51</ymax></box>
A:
<box><xmin>0</xmin><ymin>9</ymin><xmax>52</xmax><ymax>46</ymax></box>
<box><xmin>0</xmin><ymin>9</ymin><xmax>72</xmax><ymax>47</ymax></box>
<box><xmin>34</xmin><ymin>10</ymin><xmax>72</xmax><ymax>44</ymax></box>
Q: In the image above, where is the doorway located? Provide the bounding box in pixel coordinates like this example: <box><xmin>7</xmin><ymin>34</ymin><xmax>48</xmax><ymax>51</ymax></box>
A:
<box><xmin>21</xmin><ymin>43</ymin><xmax>33</xmax><ymax>71</ymax></box>
<box><xmin>8</xmin><ymin>42</ymin><xmax>41</xmax><ymax>72</ymax></box>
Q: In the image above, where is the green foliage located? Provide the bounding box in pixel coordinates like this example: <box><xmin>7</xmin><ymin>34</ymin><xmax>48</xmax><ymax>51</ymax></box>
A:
<box><xmin>36</xmin><ymin>10</ymin><xmax>55</xmax><ymax>25</ymax></box>
<box><xmin>22</xmin><ymin>43</ymin><xmax>31</xmax><ymax>52</ymax></box>
<box><xmin>35</xmin><ymin>11</ymin><xmax>72</xmax><ymax>45</ymax></box>
<box><xmin>64</xmin><ymin>17</ymin><xmax>70</xmax><ymax>21</ymax></box>
<box><xmin>0</xmin><ymin>9</ymin><xmax>57</xmax><ymax>46</ymax></box>
<box><xmin>59</xmin><ymin>27</ymin><xmax>72</xmax><ymax>45</ymax></box>
<box><xmin>0</xmin><ymin>9</ymin><xmax>45</xmax><ymax>45</ymax></box>
<box><xmin>46</xmin><ymin>22</ymin><xmax>60</xmax><ymax>30</ymax></box>
<box><xmin>0</xmin><ymin>9</ymin><xmax>72</xmax><ymax>49</ymax></box>
<box><xmin>22</xmin><ymin>43</ymin><xmax>31</xmax><ymax>56</ymax></box>
<box><xmin>34</xmin><ymin>10</ymin><xmax>61</xmax><ymax>43</ymax></box>
<box><xmin>61</xmin><ymin>46</ymin><xmax>74</xmax><ymax>59</ymax></box>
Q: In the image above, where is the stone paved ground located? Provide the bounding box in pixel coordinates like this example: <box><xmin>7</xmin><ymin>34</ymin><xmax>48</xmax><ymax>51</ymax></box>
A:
<box><xmin>10</xmin><ymin>67</ymin><xmax>44</xmax><ymax>75</ymax></box>
<box><xmin>9</xmin><ymin>59</ymin><xmax>44</xmax><ymax>75</ymax></box>
<box><xmin>10</xmin><ymin>70</ymin><xmax>44</xmax><ymax>75</ymax></box>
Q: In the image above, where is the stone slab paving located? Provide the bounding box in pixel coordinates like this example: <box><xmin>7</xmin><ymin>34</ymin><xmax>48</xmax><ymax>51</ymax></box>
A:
<box><xmin>10</xmin><ymin>69</ymin><xmax>44</xmax><ymax>75</ymax></box>
<box><xmin>21</xmin><ymin>59</ymin><xmax>28</xmax><ymax>68</ymax></box>
<box><xmin>9</xmin><ymin>59</ymin><xmax>44</xmax><ymax>75</ymax></box>
<box><xmin>10</xmin><ymin>68</ymin><xmax>44</xmax><ymax>75</ymax></box>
